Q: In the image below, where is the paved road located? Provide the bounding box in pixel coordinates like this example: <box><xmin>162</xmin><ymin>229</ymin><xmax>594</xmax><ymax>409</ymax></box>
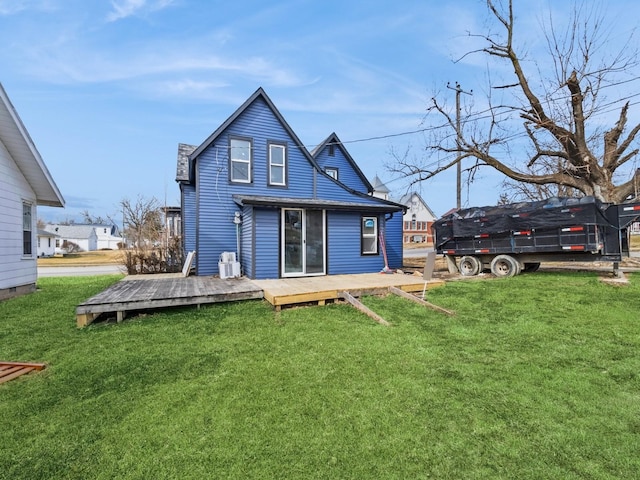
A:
<box><xmin>38</xmin><ymin>265</ymin><xmax>125</xmax><ymax>277</ymax></box>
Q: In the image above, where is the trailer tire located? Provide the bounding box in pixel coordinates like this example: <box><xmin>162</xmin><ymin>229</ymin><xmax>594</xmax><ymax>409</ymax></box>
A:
<box><xmin>522</xmin><ymin>262</ymin><xmax>540</xmax><ymax>273</ymax></box>
<box><xmin>458</xmin><ymin>256</ymin><xmax>482</xmax><ymax>276</ymax></box>
<box><xmin>490</xmin><ymin>255</ymin><xmax>520</xmax><ymax>278</ymax></box>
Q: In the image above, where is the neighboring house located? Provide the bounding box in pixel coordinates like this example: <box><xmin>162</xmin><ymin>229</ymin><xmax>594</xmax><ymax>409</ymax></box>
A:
<box><xmin>0</xmin><ymin>83</ymin><xmax>64</xmax><ymax>300</ymax></box>
<box><xmin>398</xmin><ymin>192</ymin><xmax>437</xmax><ymax>244</ymax></box>
<box><xmin>371</xmin><ymin>175</ymin><xmax>391</xmax><ymax>200</ymax></box>
<box><xmin>162</xmin><ymin>206</ymin><xmax>182</xmax><ymax>240</ymax></box>
<box><xmin>44</xmin><ymin>224</ymin><xmax>98</xmax><ymax>252</ymax></box>
<box><xmin>94</xmin><ymin>224</ymin><xmax>122</xmax><ymax>250</ymax></box>
<box><xmin>176</xmin><ymin>87</ymin><xmax>405</xmax><ymax>279</ymax></box>
<box><xmin>37</xmin><ymin>229</ymin><xmax>58</xmax><ymax>257</ymax></box>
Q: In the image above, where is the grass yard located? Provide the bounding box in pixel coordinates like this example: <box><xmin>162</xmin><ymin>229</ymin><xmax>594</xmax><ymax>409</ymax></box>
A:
<box><xmin>1</xmin><ymin>273</ymin><xmax>639</xmax><ymax>479</ymax></box>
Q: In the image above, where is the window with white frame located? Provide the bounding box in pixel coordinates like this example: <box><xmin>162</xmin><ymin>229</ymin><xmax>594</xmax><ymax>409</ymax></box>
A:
<box><xmin>23</xmin><ymin>202</ymin><xmax>32</xmax><ymax>256</ymax></box>
<box><xmin>325</xmin><ymin>167</ymin><xmax>338</xmax><ymax>180</ymax></box>
<box><xmin>361</xmin><ymin>216</ymin><xmax>378</xmax><ymax>255</ymax></box>
<box><xmin>269</xmin><ymin>143</ymin><xmax>286</xmax><ymax>186</ymax></box>
<box><xmin>230</xmin><ymin>138</ymin><xmax>252</xmax><ymax>183</ymax></box>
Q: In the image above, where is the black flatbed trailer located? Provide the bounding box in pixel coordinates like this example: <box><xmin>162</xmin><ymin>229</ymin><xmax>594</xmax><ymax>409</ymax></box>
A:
<box><xmin>433</xmin><ymin>196</ymin><xmax>640</xmax><ymax>277</ymax></box>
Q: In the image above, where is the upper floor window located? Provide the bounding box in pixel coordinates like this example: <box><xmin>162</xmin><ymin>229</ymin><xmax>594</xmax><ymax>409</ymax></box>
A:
<box><xmin>23</xmin><ymin>202</ymin><xmax>32</xmax><ymax>256</ymax></box>
<box><xmin>230</xmin><ymin>137</ymin><xmax>252</xmax><ymax>183</ymax></box>
<box><xmin>328</xmin><ymin>144</ymin><xmax>335</xmax><ymax>156</ymax></box>
<box><xmin>361</xmin><ymin>216</ymin><xmax>378</xmax><ymax>255</ymax></box>
<box><xmin>269</xmin><ymin>143</ymin><xmax>286</xmax><ymax>186</ymax></box>
<box><xmin>325</xmin><ymin>167</ymin><xmax>338</xmax><ymax>180</ymax></box>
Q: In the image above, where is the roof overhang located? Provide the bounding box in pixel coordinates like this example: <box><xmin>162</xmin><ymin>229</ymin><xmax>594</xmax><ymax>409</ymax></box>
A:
<box><xmin>0</xmin><ymin>84</ymin><xmax>64</xmax><ymax>207</ymax></box>
<box><xmin>233</xmin><ymin>194</ymin><xmax>404</xmax><ymax>212</ymax></box>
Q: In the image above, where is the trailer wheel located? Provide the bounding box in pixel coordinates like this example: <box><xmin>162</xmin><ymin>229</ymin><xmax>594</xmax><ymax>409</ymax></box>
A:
<box><xmin>522</xmin><ymin>262</ymin><xmax>540</xmax><ymax>273</ymax></box>
<box><xmin>490</xmin><ymin>255</ymin><xmax>520</xmax><ymax>277</ymax></box>
<box><xmin>458</xmin><ymin>256</ymin><xmax>482</xmax><ymax>276</ymax></box>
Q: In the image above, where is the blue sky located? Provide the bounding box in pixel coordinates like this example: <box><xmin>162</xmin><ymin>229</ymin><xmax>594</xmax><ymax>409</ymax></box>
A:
<box><xmin>2</xmin><ymin>0</ymin><xmax>639</xmax><ymax>223</ymax></box>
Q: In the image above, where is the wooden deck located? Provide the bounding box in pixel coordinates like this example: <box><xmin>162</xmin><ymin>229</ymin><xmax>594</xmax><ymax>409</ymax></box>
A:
<box><xmin>76</xmin><ymin>274</ymin><xmax>264</xmax><ymax>327</ymax></box>
<box><xmin>75</xmin><ymin>272</ymin><xmax>446</xmax><ymax>327</ymax></box>
<box><xmin>253</xmin><ymin>272</ymin><xmax>444</xmax><ymax>310</ymax></box>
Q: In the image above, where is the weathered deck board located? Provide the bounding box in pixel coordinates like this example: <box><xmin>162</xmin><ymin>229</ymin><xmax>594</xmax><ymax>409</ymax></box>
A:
<box><xmin>76</xmin><ymin>275</ymin><xmax>264</xmax><ymax>327</ymax></box>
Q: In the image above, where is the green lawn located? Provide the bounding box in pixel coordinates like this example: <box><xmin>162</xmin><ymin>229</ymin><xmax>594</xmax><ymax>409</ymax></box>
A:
<box><xmin>1</xmin><ymin>272</ymin><xmax>639</xmax><ymax>479</ymax></box>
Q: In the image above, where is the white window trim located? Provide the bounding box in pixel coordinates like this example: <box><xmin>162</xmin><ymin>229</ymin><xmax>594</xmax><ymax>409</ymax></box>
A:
<box><xmin>269</xmin><ymin>143</ymin><xmax>286</xmax><ymax>186</ymax></box>
<box><xmin>230</xmin><ymin>138</ymin><xmax>252</xmax><ymax>183</ymax></box>
<box><xmin>362</xmin><ymin>216</ymin><xmax>378</xmax><ymax>255</ymax></box>
<box><xmin>325</xmin><ymin>167</ymin><xmax>338</xmax><ymax>180</ymax></box>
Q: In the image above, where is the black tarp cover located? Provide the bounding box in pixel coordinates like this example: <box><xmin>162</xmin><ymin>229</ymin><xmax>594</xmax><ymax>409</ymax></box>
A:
<box><xmin>434</xmin><ymin>196</ymin><xmax>610</xmax><ymax>239</ymax></box>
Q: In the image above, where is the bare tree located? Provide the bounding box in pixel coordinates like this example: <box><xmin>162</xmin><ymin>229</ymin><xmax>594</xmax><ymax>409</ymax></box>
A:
<box><xmin>80</xmin><ymin>210</ymin><xmax>116</xmax><ymax>225</ymax></box>
<box><xmin>120</xmin><ymin>195</ymin><xmax>163</xmax><ymax>247</ymax></box>
<box><xmin>390</xmin><ymin>0</ymin><xmax>640</xmax><ymax>204</ymax></box>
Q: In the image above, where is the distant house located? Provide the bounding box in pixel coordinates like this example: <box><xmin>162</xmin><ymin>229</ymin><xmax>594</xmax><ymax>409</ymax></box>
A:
<box><xmin>94</xmin><ymin>224</ymin><xmax>122</xmax><ymax>250</ymax></box>
<box><xmin>0</xmin><ymin>83</ymin><xmax>64</xmax><ymax>300</ymax></box>
<box><xmin>176</xmin><ymin>87</ymin><xmax>405</xmax><ymax>279</ymax></box>
<box><xmin>371</xmin><ymin>175</ymin><xmax>391</xmax><ymax>200</ymax></box>
<box><xmin>37</xmin><ymin>229</ymin><xmax>58</xmax><ymax>257</ymax></box>
<box><xmin>44</xmin><ymin>224</ymin><xmax>98</xmax><ymax>252</ymax></box>
<box><xmin>162</xmin><ymin>206</ymin><xmax>182</xmax><ymax>240</ymax></box>
<box><xmin>398</xmin><ymin>192</ymin><xmax>437</xmax><ymax>244</ymax></box>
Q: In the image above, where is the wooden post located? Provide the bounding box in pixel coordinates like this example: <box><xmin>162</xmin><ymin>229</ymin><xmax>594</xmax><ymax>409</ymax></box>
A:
<box><xmin>339</xmin><ymin>291</ymin><xmax>390</xmax><ymax>326</ymax></box>
<box><xmin>389</xmin><ymin>286</ymin><xmax>454</xmax><ymax>316</ymax></box>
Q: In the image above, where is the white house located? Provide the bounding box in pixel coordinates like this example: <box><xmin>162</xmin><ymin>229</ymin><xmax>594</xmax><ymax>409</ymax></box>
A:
<box><xmin>0</xmin><ymin>83</ymin><xmax>64</xmax><ymax>300</ymax></box>
<box><xmin>398</xmin><ymin>192</ymin><xmax>437</xmax><ymax>244</ymax></box>
<box><xmin>94</xmin><ymin>224</ymin><xmax>122</xmax><ymax>250</ymax></box>
<box><xmin>44</xmin><ymin>224</ymin><xmax>98</xmax><ymax>252</ymax></box>
<box><xmin>37</xmin><ymin>229</ymin><xmax>58</xmax><ymax>257</ymax></box>
<box><xmin>371</xmin><ymin>175</ymin><xmax>391</xmax><ymax>200</ymax></box>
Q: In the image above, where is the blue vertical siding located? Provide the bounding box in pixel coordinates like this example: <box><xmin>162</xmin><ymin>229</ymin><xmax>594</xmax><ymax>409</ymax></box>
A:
<box><xmin>327</xmin><ymin>211</ymin><xmax>385</xmax><ymax>274</ymax></box>
<box><xmin>240</xmin><ymin>205</ymin><xmax>253</xmax><ymax>278</ymax></box>
<box><xmin>181</xmin><ymin>184</ymin><xmax>196</xmax><ymax>254</ymax></box>
<box><xmin>384</xmin><ymin>213</ymin><xmax>403</xmax><ymax>269</ymax></box>
<box><xmin>254</xmin><ymin>207</ymin><xmax>280</xmax><ymax>279</ymax></box>
<box><xmin>314</xmin><ymin>145</ymin><xmax>370</xmax><ymax>194</ymax></box>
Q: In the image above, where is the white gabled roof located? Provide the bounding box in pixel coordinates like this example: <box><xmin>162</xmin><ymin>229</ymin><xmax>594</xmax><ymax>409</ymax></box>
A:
<box><xmin>0</xmin><ymin>83</ymin><xmax>64</xmax><ymax>207</ymax></box>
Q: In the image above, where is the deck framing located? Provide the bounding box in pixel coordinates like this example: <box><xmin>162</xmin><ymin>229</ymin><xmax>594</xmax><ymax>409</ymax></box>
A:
<box><xmin>253</xmin><ymin>273</ymin><xmax>444</xmax><ymax>310</ymax></box>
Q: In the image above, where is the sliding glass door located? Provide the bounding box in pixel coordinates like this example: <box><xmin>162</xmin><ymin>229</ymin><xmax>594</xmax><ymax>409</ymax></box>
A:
<box><xmin>282</xmin><ymin>209</ymin><xmax>325</xmax><ymax>277</ymax></box>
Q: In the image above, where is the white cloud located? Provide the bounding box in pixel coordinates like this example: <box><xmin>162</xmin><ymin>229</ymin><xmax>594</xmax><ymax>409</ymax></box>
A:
<box><xmin>106</xmin><ymin>0</ymin><xmax>175</xmax><ymax>22</ymax></box>
<box><xmin>0</xmin><ymin>0</ymin><xmax>54</xmax><ymax>15</ymax></box>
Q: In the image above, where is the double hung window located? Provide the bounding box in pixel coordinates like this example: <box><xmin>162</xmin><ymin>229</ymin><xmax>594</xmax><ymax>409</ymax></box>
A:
<box><xmin>361</xmin><ymin>216</ymin><xmax>378</xmax><ymax>255</ymax></box>
<box><xmin>23</xmin><ymin>202</ymin><xmax>32</xmax><ymax>256</ymax></box>
<box><xmin>230</xmin><ymin>138</ymin><xmax>252</xmax><ymax>183</ymax></box>
<box><xmin>269</xmin><ymin>143</ymin><xmax>286</xmax><ymax>186</ymax></box>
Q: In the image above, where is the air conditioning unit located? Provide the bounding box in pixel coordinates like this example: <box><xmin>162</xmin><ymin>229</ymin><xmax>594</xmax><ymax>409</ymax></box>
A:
<box><xmin>219</xmin><ymin>252</ymin><xmax>240</xmax><ymax>279</ymax></box>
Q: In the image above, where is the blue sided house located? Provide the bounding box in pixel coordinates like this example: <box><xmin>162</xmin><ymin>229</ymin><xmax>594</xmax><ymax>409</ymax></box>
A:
<box><xmin>175</xmin><ymin>88</ymin><xmax>405</xmax><ymax>279</ymax></box>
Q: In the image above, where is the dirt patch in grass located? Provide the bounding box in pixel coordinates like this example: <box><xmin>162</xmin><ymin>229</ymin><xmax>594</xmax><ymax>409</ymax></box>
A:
<box><xmin>38</xmin><ymin>250</ymin><xmax>124</xmax><ymax>266</ymax></box>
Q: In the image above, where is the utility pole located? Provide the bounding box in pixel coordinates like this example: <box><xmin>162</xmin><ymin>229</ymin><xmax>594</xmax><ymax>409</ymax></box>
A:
<box><xmin>447</xmin><ymin>82</ymin><xmax>472</xmax><ymax>210</ymax></box>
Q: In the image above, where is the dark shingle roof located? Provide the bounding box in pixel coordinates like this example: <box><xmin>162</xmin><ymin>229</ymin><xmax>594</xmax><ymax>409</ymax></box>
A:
<box><xmin>176</xmin><ymin>143</ymin><xmax>197</xmax><ymax>182</ymax></box>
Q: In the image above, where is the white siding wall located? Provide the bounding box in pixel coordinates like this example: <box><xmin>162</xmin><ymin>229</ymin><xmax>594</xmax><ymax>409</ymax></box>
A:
<box><xmin>37</xmin><ymin>235</ymin><xmax>56</xmax><ymax>257</ymax></box>
<box><xmin>0</xmin><ymin>139</ymin><xmax>37</xmax><ymax>290</ymax></box>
